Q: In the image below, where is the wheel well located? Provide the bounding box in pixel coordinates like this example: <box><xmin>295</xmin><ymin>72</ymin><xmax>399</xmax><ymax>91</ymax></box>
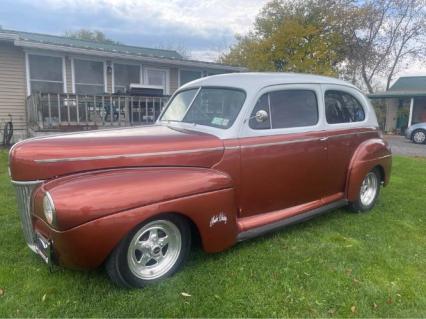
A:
<box><xmin>168</xmin><ymin>212</ymin><xmax>202</xmax><ymax>249</ymax></box>
<box><xmin>373</xmin><ymin>165</ymin><xmax>385</xmax><ymax>184</ymax></box>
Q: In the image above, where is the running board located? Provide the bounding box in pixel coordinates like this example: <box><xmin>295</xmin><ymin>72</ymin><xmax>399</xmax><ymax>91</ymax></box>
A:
<box><xmin>236</xmin><ymin>199</ymin><xmax>348</xmax><ymax>242</ymax></box>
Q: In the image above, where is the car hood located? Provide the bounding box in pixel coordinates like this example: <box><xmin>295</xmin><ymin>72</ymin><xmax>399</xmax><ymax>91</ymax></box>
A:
<box><xmin>9</xmin><ymin>125</ymin><xmax>224</xmax><ymax>181</ymax></box>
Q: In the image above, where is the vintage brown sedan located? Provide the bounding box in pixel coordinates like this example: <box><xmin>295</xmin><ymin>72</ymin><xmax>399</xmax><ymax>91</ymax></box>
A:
<box><xmin>9</xmin><ymin>73</ymin><xmax>392</xmax><ymax>288</ymax></box>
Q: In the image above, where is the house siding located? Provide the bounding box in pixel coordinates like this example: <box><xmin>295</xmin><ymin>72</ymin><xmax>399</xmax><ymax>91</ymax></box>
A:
<box><xmin>0</xmin><ymin>42</ymin><xmax>27</xmax><ymax>141</ymax></box>
<box><xmin>170</xmin><ymin>67</ymin><xmax>179</xmax><ymax>93</ymax></box>
<box><xmin>106</xmin><ymin>60</ymin><xmax>112</xmax><ymax>93</ymax></box>
<box><xmin>65</xmin><ymin>56</ymin><xmax>73</xmax><ymax>93</ymax></box>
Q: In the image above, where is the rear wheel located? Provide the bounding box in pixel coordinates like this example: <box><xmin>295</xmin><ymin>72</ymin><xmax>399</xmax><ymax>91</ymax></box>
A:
<box><xmin>412</xmin><ymin>129</ymin><xmax>426</xmax><ymax>144</ymax></box>
<box><xmin>349</xmin><ymin>168</ymin><xmax>381</xmax><ymax>212</ymax></box>
<box><xmin>106</xmin><ymin>214</ymin><xmax>191</xmax><ymax>288</ymax></box>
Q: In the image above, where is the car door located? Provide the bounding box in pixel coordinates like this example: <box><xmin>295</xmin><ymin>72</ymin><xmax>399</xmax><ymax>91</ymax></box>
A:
<box><xmin>238</xmin><ymin>84</ymin><xmax>328</xmax><ymax>218</ymax></box>
<box><xmin>321</xmin><ymin>85</ymin><xmax>369</xmax><ymax>197</ymax></box>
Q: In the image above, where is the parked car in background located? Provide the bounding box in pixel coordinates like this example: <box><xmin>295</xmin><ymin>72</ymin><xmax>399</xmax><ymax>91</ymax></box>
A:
<box><xmin>9</xmin><ymin>73</ymin><xmax>392</xmax><ymax>288</ymax></box>
<box><xmin>405</xmin><ymin>122</ymin><xmax>426</xmax><ymax>144</ymax></box>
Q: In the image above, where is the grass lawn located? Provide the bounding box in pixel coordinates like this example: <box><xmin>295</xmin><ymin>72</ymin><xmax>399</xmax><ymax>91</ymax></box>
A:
<box><xmin>0</xmin><ymin>150</ymin><xmax>425</xmax><ymax>317</ymax></box>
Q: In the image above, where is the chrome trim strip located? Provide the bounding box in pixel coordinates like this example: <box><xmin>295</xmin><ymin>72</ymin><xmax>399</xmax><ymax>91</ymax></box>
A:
<box><xmin>327</xmin><ymin>130</ymin><xmax>376</xmax><ymax>140</ymax></box>
<box><xmin>241</xmin><ymin>137</ymin><xmax>319</xmax><ymax>149</ymax></box>
<box><xmin>240</xmin><ymin>130</ymin><xmax>377</xmax><ymax>149</ymax></box>
<box><xmin>34</xmin><ymin>147</ymin><xmax>224</xmax><ymax>163</ymax></box>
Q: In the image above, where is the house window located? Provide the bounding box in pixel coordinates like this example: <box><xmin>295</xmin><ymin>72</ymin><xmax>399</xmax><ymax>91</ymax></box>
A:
<box><xmin>73</xmin><ymin>59</ymin><xmax>105</xmax><ymax>95</ymax></box>
<box><xmin>114</xmin><ymin>63</ymin><xmax>140</xmax><ymax>94</ymax></box>
<box><xmin>28</xmin><ymin>54</ymin><xmax>64</xmax><ymax>94</ymax></box>
<box><xmin>180</xmin><ymin>70</ymin><xmax>202</xmax><ymax>85</ymax></box>
<box><xmin>144</xmin><ymin>68</ymin><xmax>167</xmax><ymax>93</ymax></box>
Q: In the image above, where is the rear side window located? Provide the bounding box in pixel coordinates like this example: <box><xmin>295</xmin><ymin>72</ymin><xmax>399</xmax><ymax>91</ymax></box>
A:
<box><xmin>325</xmin><ymin>90</ymin><xmax>365</xmax><ymax>124</ymax></box>
<box><xmin>249</xmin><ymin>90</ymin><xmax>318</xmax><ymax>130</ymax></box>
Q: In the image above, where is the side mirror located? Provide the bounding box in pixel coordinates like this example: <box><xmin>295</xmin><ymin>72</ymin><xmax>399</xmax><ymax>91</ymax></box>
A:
<box><xmin>255</xmin><ymin>109</ymin><xmax>269</xmax><ymax>123</ymax></box>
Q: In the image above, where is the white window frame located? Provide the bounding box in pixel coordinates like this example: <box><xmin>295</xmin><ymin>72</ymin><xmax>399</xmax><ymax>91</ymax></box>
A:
<box><xmin>25</xmin><ymin>51</ymin><xmax>67</xmax><ymax>96</ymax></box>
<box><xmin>240</xmin><ymin>84</ymin><xmax>325</xmax><ymax>138</ymax></box>
<box><xmin>112</xmin><ymin>61</ymin><xmax>142</xmax><ymax>94</ymax></box>
<box><xmin>143</xmin><ymin>67</ymin><xmax>170</xmax><ymax>95</ymax></box>
<box><xmin>178</xmin><ymin>68</ymin><xmax>203</xmax><ymax>87</ymax></box>
<box><xmin>71</xmin><ymin>56</ymin><xmax>107</xmax><ymax>94</ymax></box>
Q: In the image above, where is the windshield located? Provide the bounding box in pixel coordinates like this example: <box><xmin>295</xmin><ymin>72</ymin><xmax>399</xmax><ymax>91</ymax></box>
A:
<box><xmin>160</xmin><ymin>87</ymin><xmax>246</xmax><ymax>129</ymax></box>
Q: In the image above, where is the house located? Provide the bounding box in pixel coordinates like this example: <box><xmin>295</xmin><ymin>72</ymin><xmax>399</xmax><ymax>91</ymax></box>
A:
<box><xmin>0</xmin><ymin>29</ymin><xmax>244</xmax><ymax>142</ymax></box>
<box><xmin>369</xmin><ymin>76</ymin><xmax>426</xmax><ymax>134</ymax></box>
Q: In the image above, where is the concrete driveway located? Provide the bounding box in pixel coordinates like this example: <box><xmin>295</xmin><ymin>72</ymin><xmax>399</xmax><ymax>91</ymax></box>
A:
<box><xmin>385</xmin><ymin>135</ymin><xmax>426</xmax><ymax>157</ymax></box>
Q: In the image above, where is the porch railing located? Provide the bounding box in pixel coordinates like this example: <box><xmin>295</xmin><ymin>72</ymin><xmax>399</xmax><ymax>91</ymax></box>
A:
<box><xmin>26</xmin><ymin>93</ymin><xmax>170</xmax><ymax>131</ymax></box>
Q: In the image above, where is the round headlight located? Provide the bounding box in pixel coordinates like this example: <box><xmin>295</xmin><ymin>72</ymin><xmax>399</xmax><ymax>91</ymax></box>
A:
<box><xmin>43</xmin><ymin>192</ymin><xmax>56</xmax><ymax>225</ymax></box>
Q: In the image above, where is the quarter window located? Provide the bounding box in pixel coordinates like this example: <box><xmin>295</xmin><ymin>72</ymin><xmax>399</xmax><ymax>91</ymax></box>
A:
<box><xmin>28</xmin><ymin>54</ymin><xmax>64</xmax><ymax>94</ymax></box>
<box><xmin>249</xmin><ymin>90</ymin><xmax>318</xmax><ymax>130</ymax></box>
<box><xmin>325</xmin><ymin>90</ymin><xmax>365</xmax><ymax>124</ymax></box>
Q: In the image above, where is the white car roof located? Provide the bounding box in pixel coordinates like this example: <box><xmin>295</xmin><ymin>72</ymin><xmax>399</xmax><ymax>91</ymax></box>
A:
<box><xmin>180</xmin><ymin>72</ymin><xmax>359</xmax><ymax>92</ymax></box>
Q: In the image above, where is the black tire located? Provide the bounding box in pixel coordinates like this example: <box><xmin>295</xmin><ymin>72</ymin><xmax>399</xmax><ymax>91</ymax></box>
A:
<box><xmin>349</xmin><ymin>168</ymin><xmax>381</xmax><ymax>213</ymax></box>
<box><xmin>106</xmin><ymin>214</ymin><xmax>191</xmax><ymax>288</ymax></box>
<box><xmin>411</xmin><ymin>129</ymin><xmax>426</xmax><ymax>144</ymax></box>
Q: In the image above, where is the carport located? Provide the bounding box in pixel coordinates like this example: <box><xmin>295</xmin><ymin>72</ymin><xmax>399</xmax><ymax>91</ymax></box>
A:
<box><xmin>368</xmin><ymin>76</ymin><xmax>426</xmax><ymax>134</ymax></box>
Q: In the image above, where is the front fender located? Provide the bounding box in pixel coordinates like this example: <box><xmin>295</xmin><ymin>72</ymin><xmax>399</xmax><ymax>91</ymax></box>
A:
<box><xmin>346</xmin><ymin>138</ymin><xmax>392</xmax><ymax>202</ymax></box>
<box><xmin>34</xmin><ymin>187</ymin><xmax>238</xmax><ymax>269</ymax></box>
<box><xmin>34</xmin><ymin>167</ymin><xmax>234</xmax><ymax>231</ymax></box>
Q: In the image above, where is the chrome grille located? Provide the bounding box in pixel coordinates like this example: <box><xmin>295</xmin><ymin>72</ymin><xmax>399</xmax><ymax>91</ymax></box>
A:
<box><xmin>12</xmin><ymin>180</ymin><xmax>43</xmax><ymax>252</ymax></box>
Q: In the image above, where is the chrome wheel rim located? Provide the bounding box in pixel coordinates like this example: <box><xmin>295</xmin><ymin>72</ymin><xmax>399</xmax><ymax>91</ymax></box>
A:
<box><xmin>413</xmin><ymin>131</ymin><xmax>426</xmax><ymax>143</ymax></box>
<box><xmin>360</xmin><ymin>172</ymin><xmax>378</xmax><ymax>207</ymax></box>
<box><xmin>127</xmin><ymin>220</ymin><xmax>181</xmax><ymax>280</ymax></box>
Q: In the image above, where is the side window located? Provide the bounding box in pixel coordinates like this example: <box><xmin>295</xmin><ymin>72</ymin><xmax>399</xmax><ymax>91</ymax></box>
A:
<box><xmin>325</xmin><ymin>90</ymin><xmax>365</xmax><ymax>124</ymax></box>
<box><xmin>270</xmin><ymin>90</ymin><xmax>318</xmax><ymax>129</ymax></box>
<box><xmin>250</xmin><ymin>90</ymin><xmax>318</xmax><ymax>130</ymax></box>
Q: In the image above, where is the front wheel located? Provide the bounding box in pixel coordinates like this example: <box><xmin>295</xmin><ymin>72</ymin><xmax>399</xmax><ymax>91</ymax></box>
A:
<box><xmin>106</xmin><ymin>214</ymin><xmax>191</xmax><ymax>288</ymax></box>
<box><xmin>349</xmin><ymin>168</ymin><xmax>381</xmax><ymax>212</ymax></box>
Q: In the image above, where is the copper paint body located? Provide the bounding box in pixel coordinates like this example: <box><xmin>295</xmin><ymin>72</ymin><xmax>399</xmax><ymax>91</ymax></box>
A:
<box><xmin>10</xmin><ymin>107</ymin><xmax>392</xmax><ymax>270</ymax></box>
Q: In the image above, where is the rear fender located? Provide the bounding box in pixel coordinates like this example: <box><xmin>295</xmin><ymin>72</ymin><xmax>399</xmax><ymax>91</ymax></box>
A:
<box><xmin>346</xmin><ymin>138</ymin><xmax>392</xmax><ymax>202</ymax></box>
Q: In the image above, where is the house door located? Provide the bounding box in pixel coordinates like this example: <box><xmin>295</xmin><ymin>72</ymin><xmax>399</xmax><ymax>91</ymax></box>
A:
<box><xmin>238</xmin><ymin>85</ymin><xmax>328</xmax><ymax>218</ymax></box>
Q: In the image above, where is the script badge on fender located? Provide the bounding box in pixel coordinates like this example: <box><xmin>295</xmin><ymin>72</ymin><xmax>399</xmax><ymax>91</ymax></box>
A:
<box><xmin>209</xmin><ymin>213</ymin><xmax>228</xmax><ymax>227</ymax></box>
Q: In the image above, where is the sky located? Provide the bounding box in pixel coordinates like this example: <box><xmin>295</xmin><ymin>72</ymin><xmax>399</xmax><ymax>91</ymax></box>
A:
<box><xmin>0</xmin><ymin>0</ymin><xmax>269</xmax><ymax>61</ymax></box>
<box><xmin>0</xmin><ymin>0</ymin><xmax>424</xmax><ymax>78</ymax></box>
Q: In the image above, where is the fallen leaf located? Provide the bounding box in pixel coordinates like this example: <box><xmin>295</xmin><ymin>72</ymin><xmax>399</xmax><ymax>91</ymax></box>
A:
<box><xmin>214</xmin><ymin>294</ymin><xmax>221</xmax><ymax>300</ymax></box>
<box><xmin>42</xmin><ymin>294</ymin><xmax>47</xmax><ymax>302</ymax></box>
<box><xmin>181</xmin><ymin>292</ymin><xmax>191</xmax><ymax>297</ymax></box>
<box><xmin>0</xmin><ymin>288</ymin><xmax>4</xmax><ymax>296</ymax></box>
<box><xmin>351</xmin><ymin>305</ymin><xmax>356</xmax><ymax>313</ymax></box>
<box><xmin>386</xmin><ymin>297</ymin><xmax>393</xmax><ymax>304</ymax></box>
<box><xmin>353</xmin><ymin>278</ymin><xmax>362</xmax><ymax>284</ymax></box>
<box><xmin>396</xmin><ymin>293</ymin><xmax>401</xmax><ymax>298</ymax></box>
<box><xmin>372</xmin><ymin>303</ymin><xmax>378</xmax><ymax>309</ymax></box>
<box><xmin>328</xmin><ymin>308</ymin><xmax>336</xmax><ymax>315</ymax></box>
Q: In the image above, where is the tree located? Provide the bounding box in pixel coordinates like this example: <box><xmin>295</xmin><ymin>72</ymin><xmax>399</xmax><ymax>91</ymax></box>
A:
<box><xmin>220</xmin><ymin>0</ymin><xmax>426</xmax><ymax>93</ymax></box>
<box><xmin>346</xmin><ymin>0</ymin><xmax>426</xmax><ymax>92</ymax></box>
<box><xmin>64</xmin><ymin>29</ymin><xmax>120</xmax><ymax>45</ymax></box>
<box><xmin>219</xmin><ymin>0</ymin><xmax>352</xmax><ymax>76</ymax></box>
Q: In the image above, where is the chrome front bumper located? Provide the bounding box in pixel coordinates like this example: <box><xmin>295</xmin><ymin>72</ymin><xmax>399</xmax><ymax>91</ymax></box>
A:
<box><xmin>34</xmin><ymin>232</ymin><xmax>53</xmax><ymax>266</ymax></box>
